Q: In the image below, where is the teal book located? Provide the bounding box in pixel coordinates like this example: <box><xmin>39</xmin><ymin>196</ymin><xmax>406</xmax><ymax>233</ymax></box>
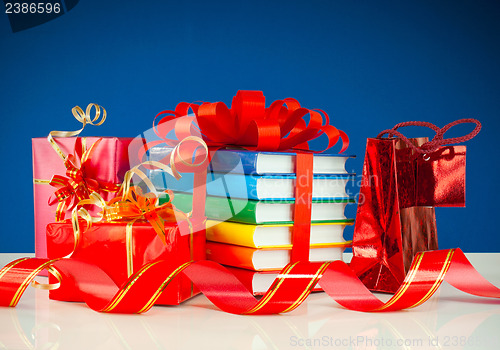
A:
<box><xmin>150</xmin><ymin>170</ymin><xmax>354</xmax><ymax>201</ymax></box>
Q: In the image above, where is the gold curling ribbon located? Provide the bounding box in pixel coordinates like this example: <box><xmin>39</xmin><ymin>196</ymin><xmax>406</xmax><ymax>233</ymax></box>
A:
<box><xmin>31</xmin><ymin>266</ymin><xmax>63</xmax><ymax>290</ymax></box>
<box><xmin>126</xmin><ymin>221</ymin><xmax>136</xmax><ymax>278</ymax></box>
<box><xmin>169</xmin><ymin>136</ymin><xmax>209</xmax><ymax>180</ymax></box>
<box><xmin>33</xmin><ymin>179</ymin><xmax>51</xmax><ymax>184</ymax></box>
<box><xmin>48</xmin><ymin>104</ymin><xmax>106</xmax><ymax>161</ymax></box>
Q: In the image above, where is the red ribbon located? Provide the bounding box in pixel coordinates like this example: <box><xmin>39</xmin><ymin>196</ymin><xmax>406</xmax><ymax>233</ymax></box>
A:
<box><xmin>48</xmin><ymin>138</ymin><xmax>121</xmax><ymax>221</ymax></box>
<box><xmin>0</xmin><ymin>249</ymin><xmax>498</xmax><ymax>314</ymax></box>
<box><xmin>151</xmin><ymin>90</ymin><xmax>349</xmax><ymax>153</ymax></box>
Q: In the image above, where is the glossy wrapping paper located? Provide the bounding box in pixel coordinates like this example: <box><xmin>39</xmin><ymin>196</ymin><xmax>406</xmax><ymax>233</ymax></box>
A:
<box><xmin>349</xmin><ymin>137</ymin><xmax>466</xmax><ymax>293</ymax></box>
<box><xmin>46</xmin><ymin>219</ymin><xmax>205</xmax><ymax>305</ymax></box>
<box><xmin>32</xmin><ymin>137</ymin><xmax>134</xmax><ymax>259</ymax></box>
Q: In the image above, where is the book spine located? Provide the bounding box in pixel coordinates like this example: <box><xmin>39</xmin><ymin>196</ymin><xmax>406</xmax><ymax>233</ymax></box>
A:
<box><xmin>206</xmin><ymin>242</ymin><xmax>257</xmax><ymax>270</ymax></box>
<box><xmin>206</xmin><ymin>173</ymin><xmax>258</xmax><ymax>199</ymax></box>
<box><xmin>207</xmin><ymin>198</ymin><xmax>259</xmax><ymax>224</ymax></box>
<box><xmin>211</xmin><ymin>150</ymin><xmax>259</xmax><ymax>174</ymax></box>
<box><xmin>168</xmin><ymin>192</ymin><xmax>260</xmax><ymax>224</ymax></box>
<box><xmin>149</xmin><ymin>169</ymin><xmax>195</xmax><ymax>192</ymax></box>
<box><xmin>206</xmin><ymin>221</ymin><xmax>258</xmax><ymax>247</ymax></box>
<box><xmin>149</xmin><ymin>170</ymin><xmax>258</xmax><ymax>199</ymax></box>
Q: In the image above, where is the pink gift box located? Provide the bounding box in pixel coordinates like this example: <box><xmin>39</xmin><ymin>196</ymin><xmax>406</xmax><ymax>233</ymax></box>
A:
<box><xmin>32</xmin><ymin>137</ymin><xmax>135</xmax><ymax>260</ymax></box>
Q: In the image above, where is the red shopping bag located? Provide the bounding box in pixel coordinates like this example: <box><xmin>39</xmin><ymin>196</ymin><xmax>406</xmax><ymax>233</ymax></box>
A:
<box><xmin>349</xmin><ymin>119</ymin><xmax>481</xmax><ymax>293</ymax></box>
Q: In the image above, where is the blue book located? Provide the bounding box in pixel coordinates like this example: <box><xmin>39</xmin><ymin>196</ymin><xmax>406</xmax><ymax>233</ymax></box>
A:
<box><xmin>147</xmin><ymin>146</ymin><xmax>354</xmax><ymax>175</ymax></box>
<box><xmin>149</xmin><ymin>170</ymin><xmax>354</xmax><ymax>200</ymax></box>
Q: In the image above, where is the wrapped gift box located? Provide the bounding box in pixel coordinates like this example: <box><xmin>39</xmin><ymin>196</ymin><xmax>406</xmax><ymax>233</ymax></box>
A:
<box><xmin>46</xmin><ymin>219</ymin><xmax>205</xmax><ymax>305</ymax></box>
<box><xmin>32</xmin><ymin>137</ymin><xmax>135</xmax><ymax>259</ymax></box>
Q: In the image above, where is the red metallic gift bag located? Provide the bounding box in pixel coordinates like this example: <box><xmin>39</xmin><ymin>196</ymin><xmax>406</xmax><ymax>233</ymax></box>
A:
<box><xmin>349</xmin><ymin>119</ymin><xmax>481</xmax><ymax>293</ymax></box>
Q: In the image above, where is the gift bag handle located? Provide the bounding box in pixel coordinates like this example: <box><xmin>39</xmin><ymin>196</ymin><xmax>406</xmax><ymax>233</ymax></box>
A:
<box><xmin>377</xmin><ymin>119</ymin><xmax>481</xmax><ymax>154</ymax></box>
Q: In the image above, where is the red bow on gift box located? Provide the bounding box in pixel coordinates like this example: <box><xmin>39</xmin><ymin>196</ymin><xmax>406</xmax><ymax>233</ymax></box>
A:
<box><xmin>48</xmin><ymin>138</ymin><xmax>121</xmax><ymax>221</ymax></box>
<box><xmin>44</xmin><ymin>104</ymin><xmax>122</xmax><ymax>221</ymax></box>
<box><xmin>152</xmin><ymin>90</ymin><xmax>349</xmax><ymax>153</ymax></box>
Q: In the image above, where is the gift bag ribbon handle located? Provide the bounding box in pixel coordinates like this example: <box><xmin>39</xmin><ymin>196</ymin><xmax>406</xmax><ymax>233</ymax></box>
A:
<box><xmin>377</xmin><ymin>118</ymin><xmax>481</xmax><ymax>154</ymax></box>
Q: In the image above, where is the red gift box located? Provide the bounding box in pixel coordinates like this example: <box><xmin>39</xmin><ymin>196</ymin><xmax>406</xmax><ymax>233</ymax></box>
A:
<box><xmin>32</xmin><ymin>136</ymin><xmax>135</xmax><ymax>259</ymax></box>
<box><xmin>46</xmin><ymin>218</ymin><xmax>206</xmax><ymax>305</ymax></box>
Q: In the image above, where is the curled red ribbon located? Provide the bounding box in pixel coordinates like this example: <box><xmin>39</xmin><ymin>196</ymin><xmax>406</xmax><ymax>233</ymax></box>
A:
<box><xmin>0</xmin><ymin>249</ymin><xmax>498</xmax><ymax>314</ymax></box>
<box><xmin>151</xmin><ymin>90</ymin><xmax>349</xmax><ymax>153</ymax></box>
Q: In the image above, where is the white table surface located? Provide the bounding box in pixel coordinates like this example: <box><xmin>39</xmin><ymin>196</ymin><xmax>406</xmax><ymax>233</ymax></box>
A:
<box><xmin>0</xmin><ymin>253</ymin><xmax>499</xmax><ymax>350</ymax></box>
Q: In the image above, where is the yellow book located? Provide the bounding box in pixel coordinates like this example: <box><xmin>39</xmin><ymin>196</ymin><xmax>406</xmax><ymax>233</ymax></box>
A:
<box><xmin>206</xmin><ymin>220</ymin><xmax>352</xmax><ymax>249</ymax></box>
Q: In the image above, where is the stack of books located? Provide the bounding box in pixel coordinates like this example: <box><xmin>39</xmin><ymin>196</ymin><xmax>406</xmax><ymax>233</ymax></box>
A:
<box><xmin>149</xmin><ymin>148</ymin><xmax>355</xmax><ymax>295</ymax></box>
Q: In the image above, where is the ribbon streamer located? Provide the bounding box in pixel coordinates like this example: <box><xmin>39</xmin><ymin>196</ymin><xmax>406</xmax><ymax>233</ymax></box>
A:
<box><xmin>0</xmin><ymin>249</ymin><xmax>498</xmax><ymax>314</ymax></box>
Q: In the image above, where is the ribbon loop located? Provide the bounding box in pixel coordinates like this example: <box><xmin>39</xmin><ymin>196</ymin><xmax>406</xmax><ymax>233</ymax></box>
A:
<box><xmin>49</xmin><ymin>103</ymin><xmax>107</xmax><ymax>160</ymax></box>
<box><xmin>428</xmin><ymin>118</ymin><xmax>482</xmax><ymax>150</ymax></box>
<box><xmin>71</xmin><ymin>103</ymin><xmax>107</xmax><ymax>128</ymax></box>
<box><xmin>377</xmin><ymin>118</ymin><xmax>481</xmax><ymax>154</ymax></box>
<box><xmin>149</xmin><ymin>90</ymin><xmax>348</xmax><ymax>153</ymax></box>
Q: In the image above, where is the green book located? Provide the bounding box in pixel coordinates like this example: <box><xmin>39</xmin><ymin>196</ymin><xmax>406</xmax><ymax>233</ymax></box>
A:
<box><xmin>160</xmin><ymin>192</ymin><xmax>354</xmax><ymax>225</ymax></box>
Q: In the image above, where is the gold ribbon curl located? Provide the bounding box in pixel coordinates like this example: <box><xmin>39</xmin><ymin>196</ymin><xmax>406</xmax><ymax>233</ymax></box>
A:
<box><xmin>48</xmin><ymin>103</ymin><xmax>107</xmax><ymax>161</ymax></box>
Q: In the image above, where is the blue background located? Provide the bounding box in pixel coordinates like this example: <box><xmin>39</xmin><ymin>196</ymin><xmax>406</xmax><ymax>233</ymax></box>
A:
<box><xmin>0</xmin><ymin>0</ymin><xmax>498</xmax><ymax>252</ymax></box>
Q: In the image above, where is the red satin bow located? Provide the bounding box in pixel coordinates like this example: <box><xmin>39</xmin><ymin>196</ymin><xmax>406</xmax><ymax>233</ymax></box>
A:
<box><xmin>152</xmin><ymin>90</ymin><xmax>349</xmax><ymax>153</ymax></box>
<box><xmin>48</xmin><ymin>139</ymin><xmax>120</xmax><ymax>221</ymax></box>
